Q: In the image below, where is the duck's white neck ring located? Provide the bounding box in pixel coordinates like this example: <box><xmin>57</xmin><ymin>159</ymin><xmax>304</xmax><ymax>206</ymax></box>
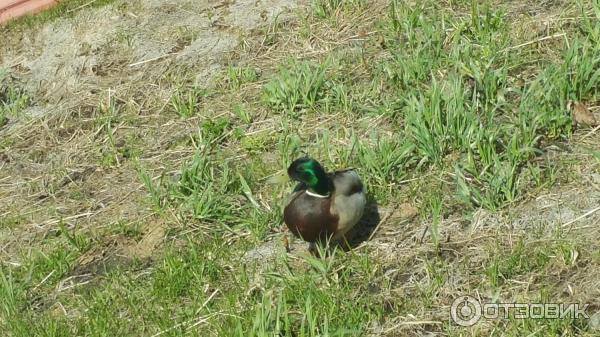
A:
<box><xmin>305</xmin><ymin>190</ymin><xmax>330</xmax><ymax>198</ymax></box>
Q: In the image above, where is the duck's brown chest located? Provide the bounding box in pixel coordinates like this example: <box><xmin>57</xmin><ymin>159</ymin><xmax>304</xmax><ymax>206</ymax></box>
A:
<box><xmin>283</xmin><ymin>192</ymin><xmax>339</xmax><ymax>243</ymax></box>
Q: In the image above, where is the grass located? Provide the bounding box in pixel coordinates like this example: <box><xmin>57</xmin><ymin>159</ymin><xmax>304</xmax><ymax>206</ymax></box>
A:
<box><xmin>170</xmin><ymin>86</ymin><xmax>209</xmax><ymax>118</ymax></box>
<box><xmin>263</xmin><ymin>60</ymin><xmax>330</xmax><ymax>116</ymax></box>
<box><xmin>312</xmin><ymin>0</ymin><xmax>367</xmax><ymax>19</ymax></box>
<box><xmin>0</xmin><ymin>71</ymin><xmax>30</xmax><ymax>127</ymax></box>
<box><xmin>1</xmin><ymin>0</ymin><xmax>600</xmax><ymax>336</ymax></box>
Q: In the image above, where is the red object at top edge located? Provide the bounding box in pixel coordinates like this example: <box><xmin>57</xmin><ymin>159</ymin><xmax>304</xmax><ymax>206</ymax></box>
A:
<box><xmin>0</xmin><ymin>0</ymin><xmax>62</xmax><ymax>25</ymax></box>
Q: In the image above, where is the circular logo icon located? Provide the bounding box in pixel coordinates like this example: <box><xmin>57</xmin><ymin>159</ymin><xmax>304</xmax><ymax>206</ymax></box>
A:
<box><xmin>451</xmin><ymin>295</ymin><xmax>482</xmax><ymax>326</ymax></box>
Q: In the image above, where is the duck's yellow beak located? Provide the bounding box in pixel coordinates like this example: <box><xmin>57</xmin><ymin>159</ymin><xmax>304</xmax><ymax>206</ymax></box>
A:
<box><xmin>265</xmin><ymin>170</ymin><xmax>290</xmax><ymax>184</ymax></box>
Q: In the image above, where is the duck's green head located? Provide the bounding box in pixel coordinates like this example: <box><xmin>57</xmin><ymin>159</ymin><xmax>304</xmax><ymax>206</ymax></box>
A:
<box><xmin>287</xmin><ymin>157</ymin><xmax>331</xmax><ymax>195</ymax></box>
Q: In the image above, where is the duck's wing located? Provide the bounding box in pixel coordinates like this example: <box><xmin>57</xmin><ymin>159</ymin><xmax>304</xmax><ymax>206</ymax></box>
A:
<box><xmin>330</xmin><ymin>169</ymin><xmax>365</xmax><ymax>196</ymax></box>
<box><xmin>329</xmin><ymin>169</ymin><xmax>366</xmax><ymax>239</ymax></box>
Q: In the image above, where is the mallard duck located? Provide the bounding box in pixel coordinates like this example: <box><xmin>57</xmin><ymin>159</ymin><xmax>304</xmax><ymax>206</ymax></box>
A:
<box><xmin>280</xmin><ymin>157</ymin><xmax>367</xmax><ymax>253</ymax></box>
